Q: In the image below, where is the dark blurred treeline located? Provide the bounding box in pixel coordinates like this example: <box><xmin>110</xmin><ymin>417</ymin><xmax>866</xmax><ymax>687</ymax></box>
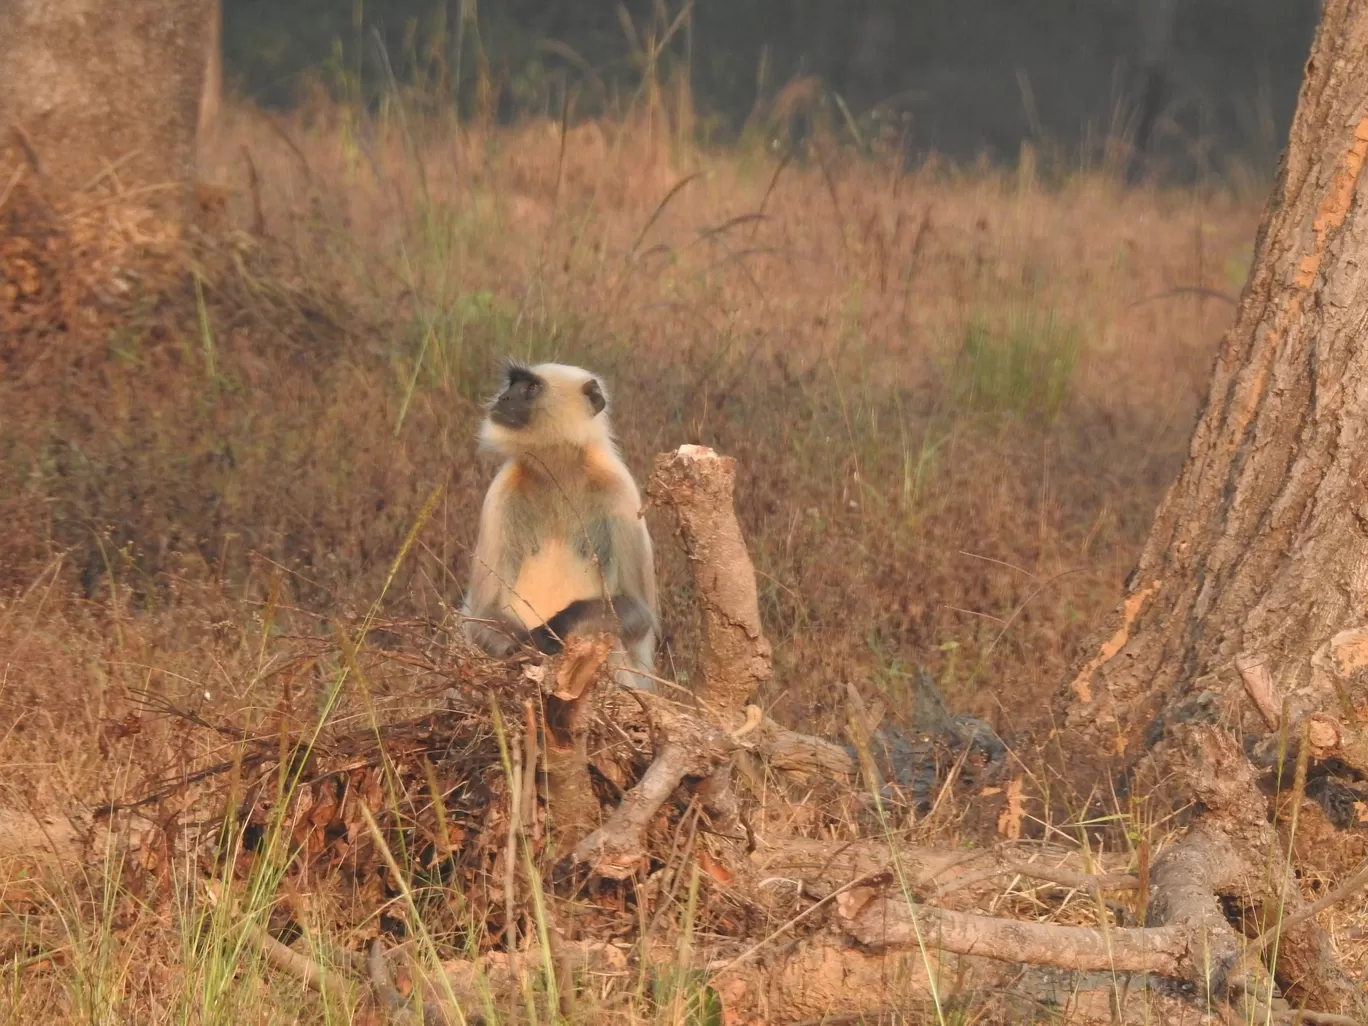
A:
<box><xmin>224</xmin><ymin>0</ymin><xmax>1318</xmax><ymax>178</ymax></box>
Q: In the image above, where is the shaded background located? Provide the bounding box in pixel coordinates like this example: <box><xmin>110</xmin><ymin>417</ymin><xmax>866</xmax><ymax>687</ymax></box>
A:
<box><xmin>224</xmin><ymin>0</ymin><xmax>1319</xmax><ymax>179</ymax></box>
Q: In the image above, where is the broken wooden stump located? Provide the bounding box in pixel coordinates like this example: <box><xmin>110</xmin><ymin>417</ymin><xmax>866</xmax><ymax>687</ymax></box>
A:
<box><xmin>648</xmin><ymin>444</ymin><xmax>772</xmax><ymax>715</ymax></box>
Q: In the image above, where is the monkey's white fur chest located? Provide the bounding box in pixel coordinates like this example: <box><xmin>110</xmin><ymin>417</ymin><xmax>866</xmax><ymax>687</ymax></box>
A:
<box><xmin>505</xmin><ymin>538</ymin><xmax>602</xmax><ymax>630</ymax></box>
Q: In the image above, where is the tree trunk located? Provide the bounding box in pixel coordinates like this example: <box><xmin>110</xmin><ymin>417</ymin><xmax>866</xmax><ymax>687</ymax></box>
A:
<box><xmin>1066</xmin><ymin>0</ymin><xmax>1368</xmax><ymax>792</ymax></box>
<box><xmin>648</xmin><ymin>446</ymin><xmax>773</xmax><ymax>714</ymax></box>
<box><xmin>0</xmin><ymin>0</ymin><xmax>211</xmax><ymax>220</ymax></box>
<box><xmin>1066</xmin><ymin>0</ymin><xmax>1368</xmax><ymax>779</ymax></box>
<box><xmin>1057</xmin><ymin>5</ymin><xmax>1368</xmax><ymax>1011</ymax></box>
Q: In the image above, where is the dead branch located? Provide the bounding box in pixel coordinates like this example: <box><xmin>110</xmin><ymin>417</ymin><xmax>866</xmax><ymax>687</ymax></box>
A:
<box><xmin>543</xmin><ymin>637</ymin><xmax>613</xmax><ymax>854</ymax></box>
<box><xmin>1252</xmin><ymin>857</ymin><xmax>1368</xmax><ymax>952</ymax></box>
<box><xmin>695</xmin><ymin>762</ymin><xmax>741</xmax><ymax>831</ymax></box>
<box><xmin>843</xmin><ymin>682</ymin><xmax>886</xmax><ymax>797</ymax></box>
<box><xmin>817</xmin><ymin>825</ymin><xmax>1270</xmax><ymax>1004</ymax></box>
<box><xmin>753</xmin><ymin>716</ymin><xmax>854</xmax><ymax>780</ymax></box>
<box><xmin>365</xmin><ymin>938</ymin><xmax>407</xmax><ymax>1014</ymax></box>
<box><xmin>1000</xmin><ymin>860</ymin><xmax>1141</xmax><ymax>893</ymax></box>
<box><xmin>836</xmin><ymin>887</ymin><xmax>1191</xmax><ymax>973</ymax></box>
<box><xmin>749</xmin><ymin>837</ymin><xmax>1139</xmax><ymax>907</ymax></box>
<box><xmin>648</xmin><ymin>445</ymin><xmax>772</xmax><ymax>713</ymax></box>
<box><xmin>253</xmin><ymin>926</ymin><xmax>352</xmax><ymax>1001</ymax></box>
<box><xmin>601</xmin><ymin>690</ymin><xmax>853</xmax><ymax>784</ymax></box>
<box><xmin>503</xmin><ymin>735</ymin><xmax>523</xmax><ymax>988</ymax></box>
<box><xmin>204</xmin><ymin>882</ymin><xmax>353</xmax><ymax>1004</ymax></box>
<box><xmin>571</xmin><ymin>692</ymin><xmax>738</xmax><ymax>878</ymax></box>
<box><xmin>722</xmin><ymin>936</ymin><xmax>1221</xmax><ymax>1025</ymax></box>
<box><xmin>519</xmin><ymin>699</ymin><xmax>539</xmax><ymax>841</ymax></box>
<box><xmin>367</xmin><ymin>938</ymin><xmax>445</xmax><ymax>1026</ymax></box>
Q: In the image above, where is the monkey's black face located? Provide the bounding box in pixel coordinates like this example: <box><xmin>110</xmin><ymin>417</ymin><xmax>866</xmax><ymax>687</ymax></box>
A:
<box><xmin>490</xmin><ymin>367</ymin><xmax>544</xmax><ymax>429</ymax></box>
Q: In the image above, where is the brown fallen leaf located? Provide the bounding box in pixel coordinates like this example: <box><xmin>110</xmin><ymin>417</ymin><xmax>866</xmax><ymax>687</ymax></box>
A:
<box><xmin>698</xmin><ymin>848</ymin><xmax>734</xmax><ymax>885</ymax></box>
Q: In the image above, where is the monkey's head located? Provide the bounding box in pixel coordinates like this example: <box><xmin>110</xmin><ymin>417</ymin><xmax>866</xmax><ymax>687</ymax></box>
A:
<box><xmin>478</xmin><ymin>361</ymin><xmax>613</xmax><ymax>455</ymax></box>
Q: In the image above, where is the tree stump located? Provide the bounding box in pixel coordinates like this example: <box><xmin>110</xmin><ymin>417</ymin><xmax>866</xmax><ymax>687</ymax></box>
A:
<box><xmin>648</xmin><ymin>444</ymin><xmax>773</xmax><ymax>715</ymax></box>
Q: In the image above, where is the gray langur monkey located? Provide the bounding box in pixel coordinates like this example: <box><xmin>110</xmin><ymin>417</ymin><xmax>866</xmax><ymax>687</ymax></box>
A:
<box><xmin>460</xmin><ymin>361</ymin><xmax>659</xmax><ymax>690</ymax></box>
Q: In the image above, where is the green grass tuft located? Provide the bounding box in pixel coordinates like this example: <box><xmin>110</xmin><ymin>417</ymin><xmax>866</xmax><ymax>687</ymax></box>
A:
<box><xmin>948</xmin><ymin>308</ymin><xmax>1083</xmax><ymax>422</ymax></box>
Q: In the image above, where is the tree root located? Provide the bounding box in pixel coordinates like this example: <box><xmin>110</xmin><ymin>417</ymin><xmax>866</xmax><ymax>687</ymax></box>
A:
<box><xmin>836</xmin><ymin>890</ymin><xmax>1193</xmax><ymax>973</ymax></box>
<box><xmin>1175</xmin><ymin>725</ymin><xmax>1365</xmax><ymax>1018</ymax></box>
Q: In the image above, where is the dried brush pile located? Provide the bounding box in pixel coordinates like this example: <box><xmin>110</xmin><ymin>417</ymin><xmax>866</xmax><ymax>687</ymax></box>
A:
<box><xmin>101</xmin><ymin>619</ymin><xmax>790</xmax><ymax>967</ymax></box>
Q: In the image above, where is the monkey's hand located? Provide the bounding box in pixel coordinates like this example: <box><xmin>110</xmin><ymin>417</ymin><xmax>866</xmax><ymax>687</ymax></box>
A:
<box><xmin>462</xmin><ymin>617</ymin><xmax>524</xmax><ymax>659</ymax></box>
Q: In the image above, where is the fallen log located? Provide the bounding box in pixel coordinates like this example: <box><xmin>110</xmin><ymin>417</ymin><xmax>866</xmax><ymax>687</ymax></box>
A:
<box><xmin>749</xmin><ymin>836</ymin><xmax>1140</xmax><ymax>906</ymax></box>
<box><xmin>836</xmin><ymin>886</ymin><xmax>1191</xmax><ymax>976</ymax></box>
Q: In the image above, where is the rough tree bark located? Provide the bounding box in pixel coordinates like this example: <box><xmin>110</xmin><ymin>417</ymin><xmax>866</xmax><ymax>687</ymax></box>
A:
<box><xmin>1064</xmin><ymin>0</ymin><xmax>1368</xmax><ymax>786</ymax></box>
<box><xmin>648</xmin><ymin>445</ymin><xmax>773</xmax><ymax>714</ymax></box>
<box><xmin>1060</xmin><ymin>0</ymin><xmax>1368</xmax><ymax>1012</ymax></box>
<box><xmin>0</xmin><ymin>0</ymin><xmax>212</xmax><ymax>220</ymax></box>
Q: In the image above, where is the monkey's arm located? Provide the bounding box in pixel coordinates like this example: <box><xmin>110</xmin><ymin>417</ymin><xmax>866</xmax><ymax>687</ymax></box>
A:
<box><xmin>611</xmin><ymin>512</ymin><xmax>658</xmax><ymax>627</ymax></box>
<box><xmin>461</xmin><ymin>469</ymin><xmax>527</xmax><ymax>657</ymax></box>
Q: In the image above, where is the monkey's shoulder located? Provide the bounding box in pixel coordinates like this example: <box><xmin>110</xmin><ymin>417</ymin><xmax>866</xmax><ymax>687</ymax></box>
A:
<box><xmin>581</xmin><ymin>443</ymin><xmax>637</xmax><ymax>488</ymax></box>
<box><xmin>499</xmin><ymin>445</ymin><xmax>638</xmax><ymax>499</ymax></box>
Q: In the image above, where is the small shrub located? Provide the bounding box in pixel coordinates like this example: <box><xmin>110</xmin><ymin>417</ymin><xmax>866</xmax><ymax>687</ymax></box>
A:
<box><xmin>947</xmin><ymin>308</ymin><xmax>1082</xmax><ymax>422</ymax></box>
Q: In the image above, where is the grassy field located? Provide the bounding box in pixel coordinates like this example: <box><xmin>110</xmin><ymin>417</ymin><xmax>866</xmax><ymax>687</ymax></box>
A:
<box><xmin>0</xmin><ymin>87</ymin><xmax>1269</xmax><ymax>1022</ymax></box>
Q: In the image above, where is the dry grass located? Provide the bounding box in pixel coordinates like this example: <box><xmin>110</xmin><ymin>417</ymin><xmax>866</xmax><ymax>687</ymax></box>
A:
<box><xmin>0</xmin><ymin>90</ymin><xmax>1278</xmax><ymax>1023</ymax></box>
<box><xmin>6</xmin><ymin>98</ymin><xmax>1260</xmax><ymax>720</ymax></box>
<box><xmin>245</xmin><ymin>101</ymin><xmax>1250</xmax><ymax>728</ymax></box>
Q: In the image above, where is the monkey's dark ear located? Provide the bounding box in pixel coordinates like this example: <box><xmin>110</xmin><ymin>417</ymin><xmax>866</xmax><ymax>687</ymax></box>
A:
<box><xmin>583</xmin><ymin>378</ymin><xmax>606</xmax><ymax>415</ymax></box>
